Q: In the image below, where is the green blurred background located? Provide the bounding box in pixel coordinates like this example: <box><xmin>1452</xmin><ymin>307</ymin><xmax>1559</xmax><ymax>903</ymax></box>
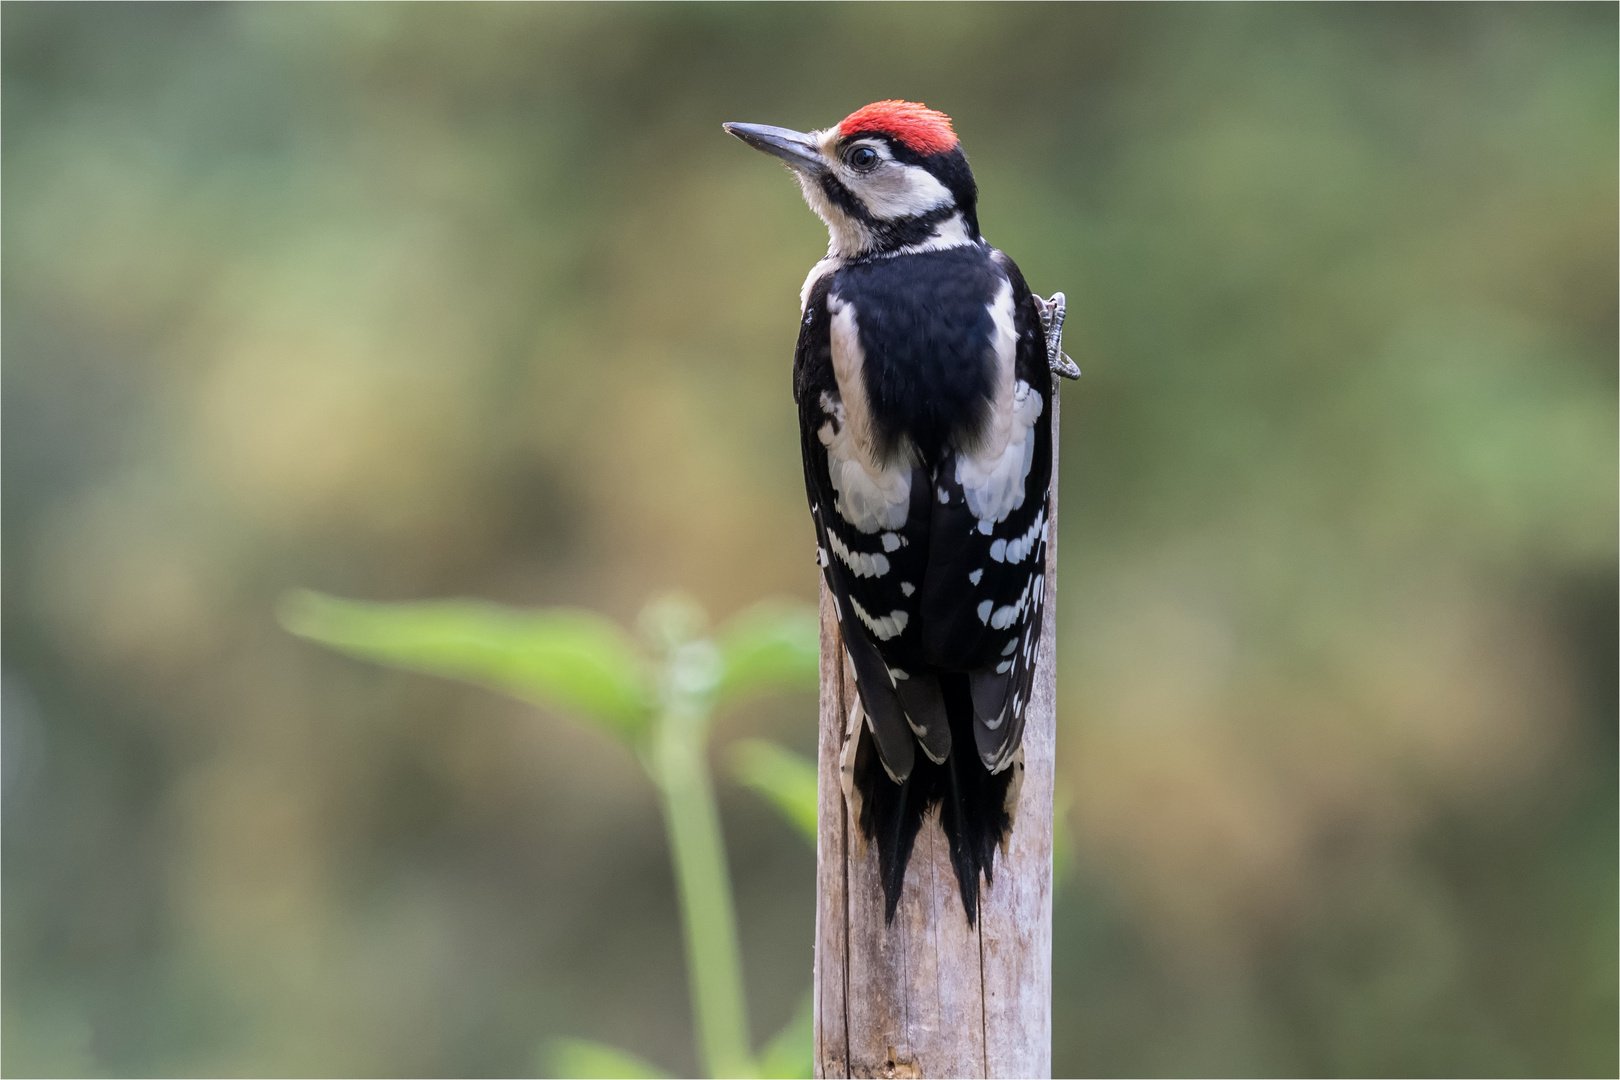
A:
<box><xmin>3</xmin><ymin>3</ymin><xmax>1615</xmax><ymax>1076</ymax></box>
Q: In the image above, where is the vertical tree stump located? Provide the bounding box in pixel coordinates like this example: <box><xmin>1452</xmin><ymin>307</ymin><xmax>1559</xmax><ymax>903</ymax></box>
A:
<box><xmin>813</xmin><ymin>379</ymin><xmax>1060</xmax><ymax>1079</ymax></box>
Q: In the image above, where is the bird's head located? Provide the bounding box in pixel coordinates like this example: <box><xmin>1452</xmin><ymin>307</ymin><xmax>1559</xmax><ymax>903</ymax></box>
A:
<box><xmin>725</xmin><ymin>100</ymin><xmax>979</xmax><ymax>259</ymax></box>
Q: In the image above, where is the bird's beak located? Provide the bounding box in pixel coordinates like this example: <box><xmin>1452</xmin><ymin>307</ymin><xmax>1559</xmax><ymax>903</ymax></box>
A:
<box><xmin>723</xmin><ymin>123</ymin><xmax>827</xmax><ymax>176</ymax></box>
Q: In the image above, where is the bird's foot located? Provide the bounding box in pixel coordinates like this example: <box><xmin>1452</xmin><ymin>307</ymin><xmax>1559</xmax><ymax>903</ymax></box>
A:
<box><xmin>1035</xmin><ymin>292</ymin><xmax>1081</xmax><ymax>380</ymax></box>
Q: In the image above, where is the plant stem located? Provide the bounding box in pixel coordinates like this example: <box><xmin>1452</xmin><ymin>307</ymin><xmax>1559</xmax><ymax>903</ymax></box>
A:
<box><xmin>652</xmin><ymin>701</ymin><xmax>754</xmax><ymax>1079</ymax></box>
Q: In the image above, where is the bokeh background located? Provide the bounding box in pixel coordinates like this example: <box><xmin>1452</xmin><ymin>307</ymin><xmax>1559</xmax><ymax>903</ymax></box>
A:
<box><xmin>4</xmin><ymin>4</ymin><xmax>1615</xmax><ymax>1076</ymax></box>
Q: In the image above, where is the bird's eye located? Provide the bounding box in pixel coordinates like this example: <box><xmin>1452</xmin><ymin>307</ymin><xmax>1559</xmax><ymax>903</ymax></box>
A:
<box><xmin>846</xmin><ymin>146</ymin><xmax>879</xmax><ymax>171</ymax></box>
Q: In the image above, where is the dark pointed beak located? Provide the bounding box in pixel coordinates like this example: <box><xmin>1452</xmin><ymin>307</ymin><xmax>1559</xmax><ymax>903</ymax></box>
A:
<box><xmin>723</xmin><ymin>123</ymin><xmax>827</xmax><ymax>176</ymax></box>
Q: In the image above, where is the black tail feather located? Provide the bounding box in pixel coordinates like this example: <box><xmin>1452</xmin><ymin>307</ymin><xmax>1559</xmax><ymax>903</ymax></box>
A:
<box><xmin>853</xmin><ymin>672</ymin><xmax>1015</xmax><ymax>924</ymax></box>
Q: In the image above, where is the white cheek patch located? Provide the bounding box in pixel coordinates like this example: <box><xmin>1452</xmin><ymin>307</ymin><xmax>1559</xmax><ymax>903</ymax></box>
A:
<box><xmin>850</xmin><ymin>161</ymin><xmax>954</xmax><ymax>221</ymax></box>
<box><xmin>955</xmin><ymin>280</ymin><xmax>1043</xmax><ymax>528</ymax></box>
<box><xmin>794</xmin><ymin>132</ymin><xmax>962</xmax><ymax>256</ymax></box>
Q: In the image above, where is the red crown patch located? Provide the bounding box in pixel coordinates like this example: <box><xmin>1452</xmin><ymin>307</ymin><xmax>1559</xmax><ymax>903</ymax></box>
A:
<box><xmin>837</xmin><ymin>100</ymin><xmax>958</xmax><ymax>156</ymax></box>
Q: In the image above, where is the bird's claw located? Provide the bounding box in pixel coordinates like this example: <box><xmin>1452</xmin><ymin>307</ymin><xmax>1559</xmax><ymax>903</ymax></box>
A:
<box><xmin>1034</xmin><ymin>292</ymin><xmax>1082</xmax><ymax>380</ymax></box>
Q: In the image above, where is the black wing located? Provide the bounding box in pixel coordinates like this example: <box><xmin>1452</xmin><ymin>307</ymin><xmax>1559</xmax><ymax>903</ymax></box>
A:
<box><xmin>917</xmin><ymin>251</ymin><xmax>1053</xmax><ymax>772</ymax></box>
<box><xmin>794</xmin><ymin>272</ymin><xmax>943</xmax><ymax>779</ymax></box>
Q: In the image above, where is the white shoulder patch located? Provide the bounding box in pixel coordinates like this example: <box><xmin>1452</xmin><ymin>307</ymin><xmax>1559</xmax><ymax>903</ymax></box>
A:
<box><xmin>954</xmin><ymin>279</ymin><xmax>1043</xmax><ymax>527</ymax></box>
<box><xmin>821</xmin><ymin>413</ymin><xmax>912</xmax><ymax>533</ymax></box>
<box><xmin>819</xmin><ymin>296</ymin><xmax>912</xmax><ymax>534</ymax></box>
<box><xmin>800</xmin><ymin>256</ymin><xmax>841</xmax><ymax>313</ymax></box>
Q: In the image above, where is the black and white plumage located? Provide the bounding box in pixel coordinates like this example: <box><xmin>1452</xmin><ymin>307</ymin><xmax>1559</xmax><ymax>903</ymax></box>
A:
<box><xmin>725</xmin><ymin>101</ymin><xmax>1072</xmax><ymax>924</ymax></box>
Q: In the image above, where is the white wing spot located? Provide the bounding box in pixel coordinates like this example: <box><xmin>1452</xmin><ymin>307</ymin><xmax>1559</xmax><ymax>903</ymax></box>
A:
<box><xmin>968</xmin><ymin>569</ymin><xmax>984</xmax><ymax>586</ymax></box>
<box><xmin>887</xmin><ymin>666</ymin><xmax>909</xmax><ymax>682</ymax></box>
<box><xmin>850</xmin><ymin>595</ymin><xmax>909</xmax><ymax>641</ymax></box>
<box><xmin>826</xmin><ymin>529</ymin><xmax>890</xmax><ymax>578</ymax></box>
<box><xmin>977</xmin><ymin>600</ymin><xmax>994</xmax><ymax>624</ymax></box>
<box><xmin>996</xmin><ymin>659</ymin><xmax>1013</xmax><ymax>674</ymax></box>
<box><xmin>1000</xmin><ymin>508</ymin><xmax>1047</xmax><ymax>565</ymax></box>
<box><xmin>900</xmin><ymin>581</ymin><xmax>916</xmax><ymax>597</ymax></box>
<box><xmin>985</xmin><ymin>571</ymin><xmax>1040</xmax><ymax>632</ymax></box>
<box><xmin>881</xmin><ymin>532</ymin><xmax>902</xmax><ymax>552</ymax></box>
<box><xmin>1002</xmin><ymin>638</ymin><xmax>1017</xmax><ymax>656</ymax></box>
<box><xmin>990</xmin><ymin>539</ymin><xmax>1008</xmax><ymax>563</ymax></box>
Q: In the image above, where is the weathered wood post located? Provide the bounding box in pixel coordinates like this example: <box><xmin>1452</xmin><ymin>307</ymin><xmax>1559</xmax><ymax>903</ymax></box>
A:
<box><xmin>813</xmin><ymin>371</ymin><xmax>1063</xmax><ymax>1079</ymax></box>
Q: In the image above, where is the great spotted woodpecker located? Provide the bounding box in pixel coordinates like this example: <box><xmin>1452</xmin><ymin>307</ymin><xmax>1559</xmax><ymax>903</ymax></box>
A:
<box><xmin>726</xmin><ymin>101</ymin><xmax>1076</xmax><ymax>924</ymax></box>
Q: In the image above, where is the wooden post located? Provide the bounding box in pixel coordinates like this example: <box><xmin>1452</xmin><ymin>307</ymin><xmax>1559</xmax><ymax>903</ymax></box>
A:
<box><xmin>813</xmin><ymin>378</ymin><xmax>1060</xmax><ymax>1079</ymax></box>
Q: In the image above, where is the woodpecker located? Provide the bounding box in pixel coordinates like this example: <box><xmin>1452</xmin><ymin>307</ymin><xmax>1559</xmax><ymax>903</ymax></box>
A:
<box><xmin>726</xmin><ymin>101</ymin><xmax>1076</xmax><ymax>924</ymax></box>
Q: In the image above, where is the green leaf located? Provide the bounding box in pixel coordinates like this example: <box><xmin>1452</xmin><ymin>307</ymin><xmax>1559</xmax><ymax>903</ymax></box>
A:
<box><xmin>712</xmin><ymin>600</ymin><xmax>820</xmax><ymax>715</ymax></box>
<box><xmin>278</xmin><ymin>590</ymin><xmax>654</xmax><ymax>743</ymax></box>
<box><xmin>545</xmin><ymin>1037</ymin><xmax>670</xmax><ymax>1079</ymax></box>
<box><xmin>758</xmin><ymin>993</ymin><xmax>814</xmax><ymax>1079</ymax></box>
<box><xmin>637</xmin><ymin>592</ymin><xmax>710</xmax><ymax>656</ymax></box>
<box><xmin>730</xmin><ymin>739</ymin><xmax>818</xmax><ymax>846</ymax></box>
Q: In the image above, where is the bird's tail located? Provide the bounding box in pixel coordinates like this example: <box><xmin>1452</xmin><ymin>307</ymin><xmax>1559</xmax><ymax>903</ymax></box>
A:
<box><xmin>852</xmin><ymin>672</ymin><xmax>1017</xmax><ymax>924</ymax></box>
